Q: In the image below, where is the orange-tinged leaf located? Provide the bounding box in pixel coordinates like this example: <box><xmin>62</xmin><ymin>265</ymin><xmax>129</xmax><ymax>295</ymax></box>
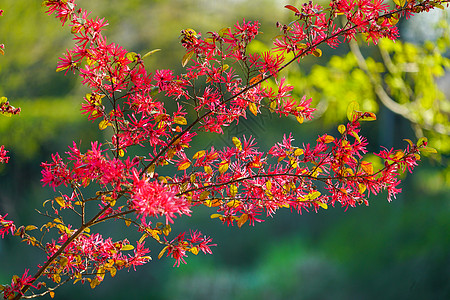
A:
<box><xmin>25</xmin><ymin>225</ymin><xmax>38</xmax><ymax>231</ymax></box>
<box><xmin>393</xmin><ymin>151</ymin><xmax>404</xmax><ymax>160</ymax></box>
<box><xmin>360</xmin><ymin>161</ymin><xmax>373</xmax><ymax>175</ymax></box>
<box><xmin>249</xmin><ymin>102</ymin><xmax>258</xmax><ymax>116</ymax></box>
<box><xmin>285</xmin><ymin>4</ymin><xmax>300</xmax><ymax>14</ymax></box>
<box><xmin>50</xmin><ymin>291</ymin><xmax>55</xmax><ymax>298</ymax></box>
<box><xmin>110</xmin><ymin>267</ymin><xmax>117</xmax><ymax>277</ymax></box>
<box><xmin>360</xmin><ymin>111</ymin><xmax>377</xmax><ymax>121</ymax></box>
<box><xmin>182</xmin><ymin>50</ymin><xmax>194</xmax><ymax>67</ymax></box>
<box><xmin>403</xmin><ymin>139</ymin><xmax>414</xmax><ymax>147</ymax></box>
<box><xmin>237</xmin><ymin>214</ymin><xmax>248</xmax><ymax>228</ymax></box>
<box><xmin>158</xmin><ymin>246</ymin><xmax>169</xmax><ymax>259</ymax></box>
<box><xmin>249</xmin><ymin>74</ymin><xmax>262</xmax><ymax>85</ymax></box>
<box><xmin>210</xmin><ymin>213</ymin><xmax>222</xmax><ymax>219</ymax></box>
<box><xmin>173</xmin><ymin>116</ymin><xmax>187</xmax><ymax>125</ymax></box>
<box><xmin>178</xmin><ymin>161</ymin><xmax>191</xmax><ymax>171</ymax></box>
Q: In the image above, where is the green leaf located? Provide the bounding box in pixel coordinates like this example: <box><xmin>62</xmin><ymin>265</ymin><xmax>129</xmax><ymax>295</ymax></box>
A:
<box><xmin>346</xmin><ymin>101</ymin><xmax>360</xmax><ymax>122</ymax></box>
<box><xmin>126</xmin><ymin>52</ymin><xmax>138</xmax><ymax>62</ymax></box>
<box><xmin>420</xmin><ymin>147</ymin><xmax>437</xmax><ymax>155</ymax></box>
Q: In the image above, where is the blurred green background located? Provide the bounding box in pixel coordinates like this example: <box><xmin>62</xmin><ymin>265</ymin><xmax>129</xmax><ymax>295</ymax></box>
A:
<box><xmin>0</xmin><ymin>0</ymin><xmax>449</xmax><ymax>299</ymax></box>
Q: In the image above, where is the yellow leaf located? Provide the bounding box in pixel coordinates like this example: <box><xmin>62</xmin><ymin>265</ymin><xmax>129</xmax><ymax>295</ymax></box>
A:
<box><xmin>227</xmin><ymin>200</ymin><xmax>240</xmax><ymax>208</ymax></box>
<box><xmin>118</xmin><ymin>149</ymin><xmax>125</xmax><ymax>157</ymax></box>
<box><xmin>358</xmin><ymin>183</ymin><xmax>367</xmax><ymax>194</ymax></box>
<box><xmin>90</xmin><ymin>278</ymin><xmax>100</xmax><ymax>289</ymax></box>
<box><xmin>121</xmin><ymin>244</ymin><xmax>135</xmax><ymax>251</ymax></box>
<box><xmin>232</xmin><ymin>137</ymin><xmax>242</xmax><ymax>151</ymax></box>
<box><xmin>98</xmin><ymin>120</ymin><xmax>110</xmax><ymax>130</ymax></box>
<box><xmin>248</xmin><ymin>102</ymin><xmax>258</xmax><ymax>116</ymax></box>
<box><xmin>173</xmin><ymin>116</ymin><xmax>187</xmax><ymax>125</ymax></box>
<box><xmin>218</xmin><ymin>161</ymin><xmax>229</xmax><ymax>174</ymax></box>
<box><xmin>142</xmin><ymin>49</ymin><xmax>161</xmax><ymax>59</ymax></box>
<box><xmin>178</xmin><ymin>161</ymin><xmax>191</xmax><ymax>171</ymax></box>
<box><xmin>182</xmin><ymin>50</ymin><xmax>194</xmax><ymax>67</ymax></box>
<box><xmin>50</xmin><ymin>291</ymin><xmax>55</xmax><ymax>298</ymax></box>
<box><xmin>204</xmin><ymin>199</ymin><xmax>221</xmax><ymax>207</ymax></box>
<box><xmin>294</xmin><ymin>148</ymin><xmax>304</xmax><ymax>156</ymax></box>
<box><xmin>54</xmin><ymin>197</ymin><xmax>66</xmax><ymax>208</ymax></box>
<box><xmin>296</xmin><ymin>115</ymin><xmax>304</xmax><ymax>124</ymax></box>
<box><xmin>316</xmin><ymin>201</ymin><xmax>328</xmax><ymax>209</ymax></box>
<box><xmin>109</xmin><ymin>267</ymin><xmax>117</xmax><ymax>277</ymax></box>
<box><xmin>204</xmin><ymin>165</ymin><xmax>213</xmax><ymax>174</ymax></box>
<box><xmin>312</xmin><ymin>48</ymin><xmax>322</xmax><ymax>57</ymax></box>
<box><xmin>266</xmin><ymin>180</ymin><xmax>272</xmax><ymax>191</ymax></box>
<box><xmin>309</xmin><ymin>191</ymin><xmax>321</xmax><ymax>200</ymax></box>
<box><xmin>190</xmin><ymin>246</ymin><xmax>199</xmax><ymax>255</ymax></box>
<box><xmin>125</xmin><ymin>219</ymin><xmax>131</xmax><ymax>227</ymax></box>
<box><xmin>193</xmin><ymin>150</ymin><xmax>206</xmax><ymax>159</ymax></box>
<box><xmin>210</xmin><ymin>213</ymin><xmax>222</xmax><ymax>219</ymax></box>
<box><xmin>25</xmin><ymin>225</ymin><xmax>38</xmax><ymax>231</ymax></box>
<box><xmin>338</xmin><ymin>124</ymin><xmax>346</xmax><ymax>135</ymax></box>
<box><xmin>229</xmin><ymin>184</ymin><xmax>238</xmax><ymax>197</ymax></box>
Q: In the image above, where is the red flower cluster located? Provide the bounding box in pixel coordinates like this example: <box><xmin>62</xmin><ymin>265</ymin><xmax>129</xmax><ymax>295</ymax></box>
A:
<box><xmin>0</xmin><ymin>0</ymin><xmax>446</xmax><ymax>298</ymax></box>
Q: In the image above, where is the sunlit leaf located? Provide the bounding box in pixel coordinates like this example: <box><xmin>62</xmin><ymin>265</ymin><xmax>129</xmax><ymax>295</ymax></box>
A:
<box><xmin>190</xmin><ymin>246</ymin><xmax>199</xmax><ymax>255</ymax></box>
<box><xmin>121</xmin><ymin>244</ymin><xmax>134</xmax><ymax>251</ymax></box>
<box><xmin>229</xmin><ymin>184</ymin><xmax>238</xmax><ymax>197</ymax></box>
<box><xmin>346</xmin><ymin>101</ymin><xmax>360</xmax><ymax>122</ymax></box>
<box><xmin>173</xmin><ymin>116</ymin><xmax>187</xmax><ymax>125</ymax></box>
<box><xmin>98</xmin><ymin>120</ymin><xmax>110</xmax><ymax>130</ymax></box>
<box><xmin>420</xmin><ymin>147</ymin><xmax>437</xmax><ymax>155</ymax></box>
<box><xmin>360</xmin><ymin>161</ymin><xmax>373</xmax><ymax>175</ymax></box>
<box><xmin>248</xmin><ymin>102</ymin><xmax>258</xmax><ymax>116</ymax></box>
<box><xmin>142</xmin><ymin>49</ymin><xmax>161</xmax><ymax>59</ymax></box>
<box><xmin>178</xmin><ymin>161</ymin><xmax>191</xmax><ymax>171</ymax></box>
<box><xmin>338</xmin><ymin>124</ymin><xmax>346</xmax><ymax>134</ymax></box>
<box><xmin>237</xmin><ymin>214</ymin><xmax>248</xmax><ymax>228</ymax></box>
<box><xmin>232</xmin><ymin>137</ymin><xmax>242</xmax><ymax>151</ymax></box>
<box><xmin>218</xmin><ymin>161</ymin><xmax>229</xmax><ymax>174</ymax></box>
<box><xmin>312</xmin><ymin>48</ymin><xmax>322</xmax><ymax>57</ymax></box>
<box><xmin>182</xmin><ymin>50</ymin><xmax>194</xmax><ymax>67</ymax></box>
<box><xmin>285</xmin><ymin>4</ymin><xmax>300</xmax><ymax>14</ymax></box>
<box><xmin>316</xmin><ymin>201</ymin><xmax>328</xmax><ymax>209</ymax></box>
<box><xmin>126</xmin><ymin>52</ymin><xmax>138</xmax><ymax>62</ymax></box>
<box><xmin>193</xmin><ymin>150</ymin><xmax>206</xmax><ymax>159</ymax></box>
